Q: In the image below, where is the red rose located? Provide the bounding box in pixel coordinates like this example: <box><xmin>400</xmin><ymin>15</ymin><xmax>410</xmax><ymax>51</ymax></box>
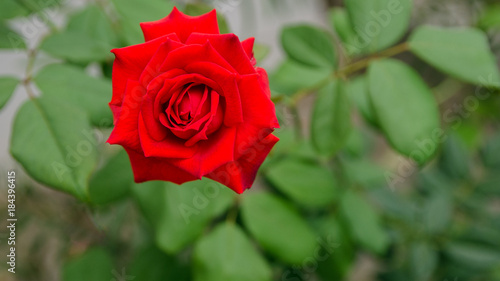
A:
<box><xmin>107</xmin><ymin>7</ymin><xmax>279</xmax><ymax>193</ymax></box>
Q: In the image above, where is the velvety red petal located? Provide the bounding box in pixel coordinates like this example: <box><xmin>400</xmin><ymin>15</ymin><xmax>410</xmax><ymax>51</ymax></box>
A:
<box><xmin>241</xmin><ymin>37</ymin><xmax>256</xmax><ymax>66</ymax></box>
<box><xmin>140</xmin><ymin>7</ymin><xmax>219</xmax><ymax>43</ymax></box>
<box><xmin>138</xmin><ymin>113</ymin><xmax>198</xmax><ymax>158</ymax></box>
<box><xmin>186</xmin><ymin>33</ymin><xmax>256</xmax><ymax>75</ymax></box>
<box><xmin>207</xmin><ymin>134</ymin><xmax>279</xmax><ymax>194</ymax></box>
<box><xmin>138</xmin><ymin>38</ymin><xmax>184</xmax><ymax>88</ymax></box>
<box><xmin>170</xmin><ymin>127</ymin><xmax>237</xmax><ymax>178</ymax></box>
<box><xmin>107</xmin><ymin>80</ymin><xmax>145</xmax><ymax>151</ymax></box>
<box><xmin>125</xmin><ymin>148</ymin><xmax>199</xmax><ymax>184</ymax></box>
<box><xmin>110</xmin><ymin>34</ymin><xmax>177</xmax><ymax>119</ymax></box>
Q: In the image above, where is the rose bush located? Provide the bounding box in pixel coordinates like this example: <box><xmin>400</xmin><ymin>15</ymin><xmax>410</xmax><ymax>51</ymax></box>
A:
<box><xmin>107</xmin><ymin>7</ymin><xmax>279</xmax><ymax>193</ymax></box>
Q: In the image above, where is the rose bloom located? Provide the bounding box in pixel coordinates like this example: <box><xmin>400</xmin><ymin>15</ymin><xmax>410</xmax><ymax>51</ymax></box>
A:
<box><xmin>107</xmin><ymin>7</ymin><xmax>279</xmax><ymax>193</ymax></box>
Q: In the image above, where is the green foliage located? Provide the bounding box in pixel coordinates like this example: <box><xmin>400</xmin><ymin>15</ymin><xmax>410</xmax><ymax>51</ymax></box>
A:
<box><xmin>311</xmin><ymin>81</ymin><xmax>351</xmax><ymax>157</ymax></box>
<box><xmin>62</xmin><ymin>248</ymin><xmax>114</xmax><ymax>281</ymax></box>
<box><xmin>34</xmin><ymin>64</ymin><xmax>113</xmax><ymax>127</ymax></box>
<box><xmin>0</xmin><ymin>77</ymin><xmax>18</xmax><ymax>110</ymax></box>
<box><xmin>344</xmin><ymin>0</ymin><xmax>412</xmax><ymax>54</ymax></box>
<box><xmin>10</xmin><ymin>97</ymin><xmax>97</xmax><ymax>201</ymax></box>
<box><xmin>241</xmin><ymin>192</ymin><xmax>318</xmax><ymax>264</ymax></box>
<box><xmin>132</xmin><ymin>179</ymin><xmax>234</xmax><ymax>254</ymax></box>
<box><xmin>0</xmin><ymin>24</ymin><xmax>26</xmax><ymax>49</ymax></box>
<box><xmin>409</xmin><ymin>26</ymin><xmax>500</xmax><ymax>88</ymax></box>
<box><xmin>265</xmin><ymin>158</ymin><xmax>338</xmax><ymax>207</ymax></box>
<box><xmin>193</xmin><ymin>223</ymin><xmax>272</xmax><ymax>281</ymax></box>
<box><xmin>368</xmin><ymin>59</ymin><xmax>441</xmax><ymax>163</ymax></box>
<box><xmin>281</xmin><ymin>25</ymin><xmax>337</xmax><ymax>69</ymax></box>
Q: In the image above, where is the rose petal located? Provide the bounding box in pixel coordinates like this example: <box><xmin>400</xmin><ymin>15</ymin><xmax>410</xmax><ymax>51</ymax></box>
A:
<box><xmin>107</xmin><ymin>80</ymin><xmax>145</xmax><ymax>151</ymax></box>
<box><xmin>140</xmin><ymin>7</ymin><xmax>219</xmax><ymax>43</ymax></box>
<box><xmin>125</xmin><ymin>148</ymin><xmax>200</xmax><ymax>184</ymax></box>
<box><xmin>186</xmin><ymin>33</ymin><xmax>256</xmax><ymax>75</ymax></box>
<box><xmin>207</xmin><ymin>134</ymin><xmax>279</xmax><ymax>194</ymax></box>
<box><xmin>139</xmin><ymin>39</ymin><xmax>185</xmax><ymax>88</ymax></box>
<box><xmin>241</xmin><ymin>37</ymin><xmax>257</xmax><ymax>66</ymax></box>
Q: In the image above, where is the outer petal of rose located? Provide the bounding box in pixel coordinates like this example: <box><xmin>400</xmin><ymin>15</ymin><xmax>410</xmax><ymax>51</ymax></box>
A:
<box><xmin>241</xmin><ymin>37</ymin><xmax>256</xmax><ymax>66</ymax></box>
<box><xmin>138</xmin><ymin>113</ymin><xmax>198</xmax><ymax>158</ymax></box>
<box><xmin>107</xmin><ymin>80</ymin><xmax>145</xmax><ymax>151</ymax></box>
<box><xmin>170</xmin><ymin>127</ymin><xmax>237</xmax><ymax>178</ymax></box>
<box><xmin>124</xmin><ymin>148</ymin><xmax>199</xmax><ymax>184</ymax></box>
<box><xmin>186</xmin><ymin>33</ymin><xmax>256</xmax><ymax>75</ymax></box>
<box><xmin>140</xmin><ymin>7</ymin><xmax>219</xmax><ymax>43</ymax></box>
<box><xmin>138</xmin><ymin>39</ymin><xmax>185</xmax><ymax>88</ymax></box>
<box><xmin>110</xmin><ymin>34</ymin><xmax>178</xmax><ymax>118</ymax></box>
<box><xmin>207</xmin><ymin>134</ymin><xmax>279</xmax><ymax>194</ymax></box>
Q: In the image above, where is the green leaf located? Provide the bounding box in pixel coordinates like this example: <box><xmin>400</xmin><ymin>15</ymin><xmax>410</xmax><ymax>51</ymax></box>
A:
<box><xmin>132</xmin><ymin>179</ymin><xmax>234</xmax><ymax>253</ymax></box>
<box><xmin>40</xmin><ymin>31</ymin><xmax>113</xmax><ymax>63</ymax></box>
<box><xmin>478</xmin><ymin>5</ymin><xmax>500</xmax><ymax>30</ymax></box>
<box><xmin>241</xmin><ymin>192</ymin><xmax>317</xmax><ymax>264</ymax></box>
<box><xmin>193</xmin><ymin>223</ymin><xmax>272</xmax><ymax>281</ymax></box>
<box><xmin>269</xmin><ymin>60</ymin><xmax>330</xmax><ymax>96</ymax></box>
<box><xmin>410</xmin><ymin>242</ymin><xmax>438</xmax><ymax>281</ymax></box>
<box><xmin>368</xmin><ymin>59</ymin><xmax>441</xmax><ymax>164</ymax></box>
<box><xmin>311</xmin><ymin>80</ymin><xmax>351</xmax><ymax>156</ymax></box>
<box><xmin>340</xmin><ymin>190</ymin><xmax>389</xmax><ymax>254</ymax></box>
<box><xmin>254</xmin><ymin>43</ymin><xmax>270</xmax><ymax>64</ymax></box>
<box><xmin>409</xmin><ymin>26</ymin><xmax>500</xmax><ymax>88</ymax></box>
<box><xmin>439</xmin><ymin>134</ymin><xmax>470</xmax><ymax>179</ymax></box>
<box><xmin>129</xmin><ymin>245</ymin><xmax>190</xmax><ymax>281</ymax></box>
<box><xmin>10</xmin><ymin>97</ymin><xmax>97</xmax><ymax>201</ymax></box>
<box><xmin>481</xmin><ymin>132</ymin><xmax>500</xmax><ymax>168</ymax></box>
<box><xmin>89</xmin><ymin>150</ymin><xmax>133</xmax><ymax>205</ymax></box>
<box><xmin>112</xmin><ymin>0</ymin><xmax>174</xmax><ymax>45</ymax></box>
<box><xmin>281</xmin><ymin>25</ymin><xmax>336</xmax><ymax>69</ymax></box>
<box><xmin>422</xmin><ymin>189</ymin><xmax>453</xmax><ymax>234</ymax></box>
<box><xmin>0</xmin><ymin>0</ymin><xmax>28</xmax><ymax>19</ymax></box>
<box><xmin>329</xmin><ymin>8</ymin><xmax>357</xmax><ymax>52</ymax></box>
<box><xmin>184</xmin><ymin>3</ymin><xmax>230</xmax><ymax>34</ymax></box>
<box><xmin>34</xmin><ymin>64</ymin><xmax>113</xmax><ymax>127</ymax></box>
<box><xmin>344</xmin><ymin>0</ymin><xmax>412</xmax><ymax>54</ymax></box>
<box><xmin>265</xmin><ymin>158</ymin><xmax>338</xmax><ymax>208</ymax></box>
<box><xmin>67</xmin><ymin>5</ymin><xmax>120</xmax><ymax>48</ymax></box>
<box><xmin>0</xmin><ymin>24</ymin><xmax>26</xmax><ymax>49</ymax></box>
<box><xmin>0</xmin><ymin>77</ymin><xmax>19</xmax><ymax>110</ymax></box>
<box><xmin>314</xmin><ymin>216</ymin><xmax>354</xmax><ymax>281</ymax></box>
<box><xmin>346</xmin><ymin>75</ymin><xmax>377</xmax><ymax>125</ymax></box>
<box><xmin>62</xmin><ymin>248</ymin><xmax>114</xmax><ymax>281</ymax></box>
<box><xmin>445</xmin><ymin>242</ymin><xmax>500</xmax><ymax>270</ymax></box>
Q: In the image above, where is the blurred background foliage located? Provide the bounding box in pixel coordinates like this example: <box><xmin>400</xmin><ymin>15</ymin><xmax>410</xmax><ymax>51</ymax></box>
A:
<box><xmin>1</xmin><ymin>0</ymin><xmax>500</xmax><ymax>280</ymax></box>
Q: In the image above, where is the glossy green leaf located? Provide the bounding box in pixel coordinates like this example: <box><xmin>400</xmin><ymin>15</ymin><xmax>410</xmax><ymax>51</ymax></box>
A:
<box><xmin>129</xmin><ymin>245</ymin><xmax>190</xmax><ymax>281</ymax></box>
<box><xmin>0</xmin><ymin>77</ymin><xmax>19</xmax><ymax>110</ymax></box>
<box><xmin>34</xmin><ymin>64</ymin><xmax>113</xmax><ymax>127</ymax></box>
<box><xmin>89</xmin><ymin>150</ymin><xmax>133</xmax><ymax>205</ymax></box>
<box><xmin>40</xmin><ymin>31</ymin><xmax>113</xmax><ymax>63</ymax></box>
<box><xmin>344</xmin><ymin>0</ymin><xmax>412</xmax><ymax>54</ymax></box>
<box><xmin>409</xmin><ymin>26</ymin><xmax>500</xmax><ymax>88</ymax></box>
<box><xmin>112</xmin><ymin>0</ymin><xmax>174</xmax><ymax>45</ymax></box>
<box><xmin>67</xmin><ymin>5</ymin><xmax>120</xmax><ymax>48</ymax></box>
<box><xmin>193</xmin><ymin>223</ymin><xmax>272</xmax><ymax>281</ymax></box>
<box><xmin>62</xmin><ymin>248</ymin><xmax>113</xmax><ymax>281</ymax></box>
<box><xmin>241</xmin><ymin>192</ymin><xmax>317</xmax><ymax>264</ymax></box>
<box><xmin>132</xmin><ymin>179</ymin><xmax>234</xmax><ymax>253</ymax></box>
<box><xmin>0</xmin><ymin>24</ymin><xmax>26</xmax><ymax>49</ymax></box>
<box><xmin>368</xmin><ymin>59</ymin><xmax>441</xmax><ymax>163</ymax></box>
<box><xmin>10</xmin><ymin>97</ymin><xmax>97</xmax><ymax>201</ymax></box>
<box><xmin>266</xmin><ymin>158</ymin><xmax>338</xmax><ymax>208</ymax></box>
<box><xmin>311</xmin><ymin>80</ymin><xmax>351</xmax><ymax>156</ymax></box>
<box><xmin>270</xmin><ymin>60</ymin><xmax>330</xmax><ymax>96</ymax></box>
<box><xmin>281</xmin><ymin>25</ymin><xmax>336</xmax><ymax>68</ymax></box>
<box><xmin>340</xmin><ymin>190</ymin><xmax>389</xmax><ymax>254</ymax></box>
